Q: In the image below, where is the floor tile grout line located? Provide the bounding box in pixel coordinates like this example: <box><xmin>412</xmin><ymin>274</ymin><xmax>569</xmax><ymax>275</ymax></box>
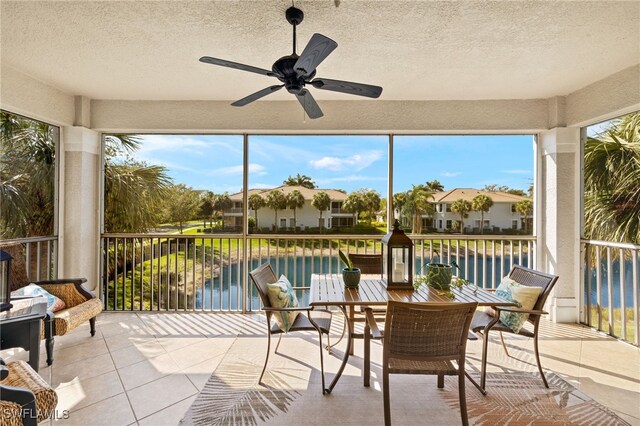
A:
<box><xmin>135</xmin><ymin>393</ymin><xmax>199</xmax><ymax>423</ymax></box>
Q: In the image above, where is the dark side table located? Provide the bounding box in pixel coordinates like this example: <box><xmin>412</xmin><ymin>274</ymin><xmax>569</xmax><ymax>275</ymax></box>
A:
<box><xmin>0</xmin><ymin>297</ymin><xmax>54</xmax><ymax>372</ymax></box>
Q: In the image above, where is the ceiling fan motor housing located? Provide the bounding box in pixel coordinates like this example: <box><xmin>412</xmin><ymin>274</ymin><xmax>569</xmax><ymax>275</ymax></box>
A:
<box><xmin>272</xmin><ymin>54</ymin><xmax>316</xmax><ymax>94</ymax></box>
<box><xmin>285</xmin><ymin>7</ymin><xmax>304</xmax><ymax>25</ymax></box>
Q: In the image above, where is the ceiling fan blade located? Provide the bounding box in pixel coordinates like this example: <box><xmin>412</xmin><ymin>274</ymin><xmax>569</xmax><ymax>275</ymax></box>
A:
<box><xmin>294</xmin><ymin>34</ymin><xmax>337</xmax><ymax>77</ymax></box>
<box><xmin>231</xmin><ymin>85</ymin><xmax>284</xmax><ymax>107</ymax></box>
<box><xmin>199</xmin><ymin>56</ymin><xmax>275</xmax><ymax>77</ymax></box>
<box><xmin>296</xmin><ymin>90</ymin><xmax>324</xmax><ymax>119</ymax></box>
<box><xmin>310</xmin><ymin>78</ymin><xmax>383</xmax><ymax>98</ymax></box>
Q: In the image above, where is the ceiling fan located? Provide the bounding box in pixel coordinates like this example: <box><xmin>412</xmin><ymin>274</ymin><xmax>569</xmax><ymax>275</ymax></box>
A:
<box><xmin>199</xmin><ymin>6</ymin><xmax>383</xmax><ymax>119</ymax></box>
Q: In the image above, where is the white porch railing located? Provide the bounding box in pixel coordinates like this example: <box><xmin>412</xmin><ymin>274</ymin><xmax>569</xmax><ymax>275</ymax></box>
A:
<box><xmin>101</xmin><ymin>233</ymin><xmax>535</xmax><ymax>313</ymax></box>
<box><xmin>581</xmin><ymin>239</ymin><xmax>640</xmax><ymax>346</ymax></box>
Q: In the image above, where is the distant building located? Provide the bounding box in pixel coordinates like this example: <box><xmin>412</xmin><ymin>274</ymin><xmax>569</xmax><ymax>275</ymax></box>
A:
<box><xmin>224</xmin><ymin>185</ymin><xmax>355</xmax><ymax>230</ymax></box>
<box><xmin>427</xmin><ymin>188</ymin><xmax>529</xmax><ymax>233</ymax></box>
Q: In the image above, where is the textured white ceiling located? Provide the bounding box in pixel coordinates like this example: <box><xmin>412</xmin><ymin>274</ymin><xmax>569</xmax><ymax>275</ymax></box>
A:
<box><xmin>1</xmin><ymin>1</ymin><xmax>638</xmax><ymax>102</ymax></box>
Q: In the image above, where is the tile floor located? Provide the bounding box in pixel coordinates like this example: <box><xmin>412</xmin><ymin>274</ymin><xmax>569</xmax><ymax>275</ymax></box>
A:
<box><xmin>2</xmin><ymin>312</ymin><xmax>639</xmax><ymax>425</ymax></box>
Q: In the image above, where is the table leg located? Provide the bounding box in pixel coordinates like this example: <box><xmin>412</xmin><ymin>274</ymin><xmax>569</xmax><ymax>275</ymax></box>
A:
<box><xmin>44</xmin><ymin>312</ymin><xmax>55</xmax><ymax>366</ymax></box>
<box><xmin>348</xmin><ymin>305</ymin><xmax>355</xmax><ymax>356</ymax></box>
<box><xmin>27</xmin><ymin>320</ymin><xmax>40</xmax><ymax>372</ymax></box>
<box><xmin>324</xmin><ymin>305</ymin><xmax>351</xmax><ymax>394</ymax></box>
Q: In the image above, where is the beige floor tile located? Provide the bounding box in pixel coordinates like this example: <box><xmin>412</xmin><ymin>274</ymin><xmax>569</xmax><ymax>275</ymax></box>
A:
<box><xmin>52</xmin><ymin>352</ymin><xmax>116</xmax><ymax>388</ymax></box>
<box><xmin>167</xmin><ymin>337</ymin><xmax>235</xmax><ymax>370</ymax></box>
<box><xmin>118</xmin><ymin>353</ymin><xmax>180</xmax><ymax>390</ymax></box>
<box><xmin>54</xmin><ymin>339</ymin><xmax>109</xmax><ymax>365</ymax></box>
<box><xmin>181</xmin><ymin>354</ymin><xmax>226</xmax><ymax>390</ymax></box>
<box><xmin>55</xmin><ymin>370</ymin><xmax>124</xmax><ymax>412</ymax></box>
<box><xmin>155</xmin><ymin>336</ymin><xmax>206</xmax><ymax>353</ymax></box>
<box><xmin>52</xmin><ymin>393</ymin><xmax>135</xmax><ymax>426</ymax></box>
<box><xmin>126</xmin><ymin>373</ymin><xmax>198</xmax><ymax>419</ymax></box>
<box><xmin>137</xmin><ymin>395</ymin><xmax>196</xmax><ymax>426</ymax></box>
<box><xmin>110</xmin><ymin>340</ymin><xmax>166</xmax><ymax>369</ymax></box>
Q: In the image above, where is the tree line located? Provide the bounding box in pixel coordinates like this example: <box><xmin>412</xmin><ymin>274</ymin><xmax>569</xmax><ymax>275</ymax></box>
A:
<box><xmin>2</xmin><ymin>110</ymin><xmax>638</xmax><ymax>243</ymax></box>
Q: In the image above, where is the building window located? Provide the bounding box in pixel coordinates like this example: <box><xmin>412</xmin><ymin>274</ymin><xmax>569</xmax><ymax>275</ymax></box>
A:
<box><xmin>446</xmin><ymin>220</ymin><xmax>452</xmax><ymax>229</ymax></box>
<box><xmin>446</xmin><ymin>204</ymin><xmax>452</xmax><ymax>212</ymax></box>
<box><xmin>280</xmin><ymin>218</ymin><xmax>287</xmax><ymax>228</ymax></box>
<box><xmin>438</xmin><ymin>220</ymin><xmax>443</xmax><ymax>229</ymax></box>
<box><xmin>512</xmin><ymin>219</ymin><xmax>518</xmax><ymax>229</ymax></box>
<box><xmin>289</xmin><ymin>218</ymin><xmax>295</xmax><ymax>228</ymax></box>
<box><xmin>511</xmin><ymin>204</ymin><xmax>516</xmax><ymax>213</ymax></box>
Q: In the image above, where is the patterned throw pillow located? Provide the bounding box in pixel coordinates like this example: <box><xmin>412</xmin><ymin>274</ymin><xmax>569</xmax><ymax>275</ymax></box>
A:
<box><xmin>493</xmin><ymin>277</ymin><xmax>541</xmax><ymax>333</ymax></box>
<box><xmin>11</xmin><ymin>284</ymin><xmax>66</xmax><ymax>312</ymax></box>
<box><xmin>266</xmin><ymin>275</ymin><xmax>300</xmax><ymax>333</ymax></box>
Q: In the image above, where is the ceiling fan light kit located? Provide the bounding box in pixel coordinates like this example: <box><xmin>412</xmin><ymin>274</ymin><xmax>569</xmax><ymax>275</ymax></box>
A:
<box><xmin>199</xmin><ymin>6</ymin><xmax>383</xmax><ymax>119</ymax></box>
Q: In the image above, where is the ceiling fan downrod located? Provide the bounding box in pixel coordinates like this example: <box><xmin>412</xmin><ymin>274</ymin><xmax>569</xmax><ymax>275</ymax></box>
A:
<box><xmin>286</xmin><ymin>6</ymin><xmax>304</xmax><ymax>55</ymax></box>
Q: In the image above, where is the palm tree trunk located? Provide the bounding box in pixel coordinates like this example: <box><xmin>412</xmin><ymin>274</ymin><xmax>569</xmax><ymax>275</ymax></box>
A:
<box><xmin>293</xmin><ymin>209</ymin><xmax>297</xmax><ymax>230</ymax></box>
<box><xmin>275</xmin><ymin>211</ymin><xmax>278</xmax><ymax>231</ymax></box>
<box><xmin>319</xmin><ymin>212</ymin><xmax>323</xmax><ymax>231</ymax></box>
<box><xmin>460</xmin><ymin>215</ymin><xmax>464</xmax><ymax>234</ymax></box>
<box><xmin>480</xmin><ymin>212</ymin><xmax>485</xmax><ymax>234</ymax></box>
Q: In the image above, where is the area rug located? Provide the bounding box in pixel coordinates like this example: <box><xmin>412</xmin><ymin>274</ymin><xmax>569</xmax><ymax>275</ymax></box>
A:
<box><xmin>181</xmin><ymin>339</ymin><xmax>629</xmax><ymax>426</ymax></box>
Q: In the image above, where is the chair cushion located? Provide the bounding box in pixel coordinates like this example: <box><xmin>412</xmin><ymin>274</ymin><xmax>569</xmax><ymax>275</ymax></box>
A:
<box><xmin>493</xmin><ymin>277</ymin><xmax>541</xmax><ymax>333</ymax></box>
<box><xmin>266</xmin><ymin>275</ymin><xmax>300</xmax><ymax>333</ymax></box>
<box><xmin>12</xmin><ymin>284</ymin><xmax>66</xmax><ymax>312</ymax></box>
<box><xmin>270</xmin><ymin>312</ymin><xmax>332</xmax><ymax>335</ymax></box>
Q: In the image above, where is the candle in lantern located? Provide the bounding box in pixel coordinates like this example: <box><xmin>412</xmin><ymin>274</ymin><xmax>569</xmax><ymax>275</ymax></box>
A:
<box><xmin>393</xmin><ymin>261</ymin><xmax>404</xmax><ymax>282</ymax></box>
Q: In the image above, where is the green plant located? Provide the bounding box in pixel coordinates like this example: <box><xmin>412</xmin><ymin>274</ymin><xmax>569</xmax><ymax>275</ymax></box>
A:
<box><xmin>338</xmin><ymin>250</ymin><xmax>355</xmax><ymax>270</ymax></box>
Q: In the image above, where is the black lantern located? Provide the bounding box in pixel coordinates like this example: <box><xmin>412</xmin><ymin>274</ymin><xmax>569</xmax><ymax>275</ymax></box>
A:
<box><xmin>381</xmin><ymin>220</ymin><xmax>414</xmax><ymax>290</ymax></box>
<box><xmin>0</xmin><ymin>250</ymin><xmax>12</xmax><ymax>312</ymax></box>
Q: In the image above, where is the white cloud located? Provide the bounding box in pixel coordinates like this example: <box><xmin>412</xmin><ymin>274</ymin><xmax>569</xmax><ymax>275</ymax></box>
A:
<box><xmin>310</xmin><ymin>151</ymin><xmax>383</xmax><ymax>172</ymax></box>
<box><xmin>500</xmin><ymin>169</ymin><xmax>531</xmax><ymax>175</ymax></box>
<box><xmin>210</xmin><ymin>163</ymin><xmax>266</xmax><ymax>176</ymax></box>
<box><xmin>441</xmin><ymin>171</ymin><xmax>461</xmax><ymax>177</ymax></box>
<box><xmin>137</xmin><ymin>135</ymin><xmax>243</xmax><ymax>156</ymax></box>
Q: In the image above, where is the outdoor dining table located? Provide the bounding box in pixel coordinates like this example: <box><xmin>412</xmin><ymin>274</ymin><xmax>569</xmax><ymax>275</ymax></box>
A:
<box><xmin>308</xmin><ymin>273</ymin><xmax>517</xmax><ymax>395</ymax></box>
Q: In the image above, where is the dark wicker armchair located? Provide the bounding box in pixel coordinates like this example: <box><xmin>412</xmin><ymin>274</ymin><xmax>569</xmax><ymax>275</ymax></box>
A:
<box><xmin>0</xmin><ymin>358</ymin><xmax>58</xmax><ymax>426</ymax></box>
<box><xmin>471</xmin><ymin>265</ymin><xmax>559</xmax><ymax>390</ymax></box>
<box><xmin>365</xmin><ymin>301</ymin><xmax>477</xmax><ymax>426</ymax></box>
<box><xmin>249</xmin><ymin>263</ymin><xmax>332</xmax><ymax>393</ymax></box>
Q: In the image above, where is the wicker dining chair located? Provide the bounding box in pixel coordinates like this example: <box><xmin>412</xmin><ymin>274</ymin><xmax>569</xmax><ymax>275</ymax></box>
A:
<box><xmin>368</xmin><ymin>301</ymin><xmax>477</xmax><ymax>426</ymax></box>
<box><xmin>471</xmin><ymin>265</ymin><xmax>559</xmax><ymax>391</ymax></box>
<box><xmin>249</xmin><ymin>263</ymin><xmax>332</xmax><ymax>393</ymax></box>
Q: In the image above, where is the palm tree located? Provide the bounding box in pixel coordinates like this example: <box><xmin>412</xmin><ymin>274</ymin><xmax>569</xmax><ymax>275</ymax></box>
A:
<box><xmin>343</xmin><ymin>191</ymin><xmax>365</xmax><ymax>226</ymax></box>
<box><xmin>403</xmin><ymin>185</ymin><xmax>434</xmax><ymax>234</ymax></box>
<box><xmin>393</xmin><ymin>192</ymin><xmax>408</xmax><ymax>227</ymax></box>
<box><xmin>425</xmin><ymin>180</ymin><xmax>444</xmax><ymax>192</ymax></box>
<box><xmin>451</xmin><ymin>199</ymin><xmax>472</xmax><ymax>234</ymax></box>
<box><xmin>1</xmin><ymin>111</ymin><xmax>57</xmax><ymax>237</ymax></box>
<box><xmin>213</xmin><ymin>192</ymin><xmax>233</xmax><ymax>230</ymax></box>
<box><xmin>199</xmin><ymin>191</ymin><xmax>215</xmax><ymax>229</ymax></box>
<box><xmin>312</xmin><ymin>191</ymin><xmax>331</xmax><ymax>231</ymax></box>
<box><xmin>283</xmin><ymin>173</ymin><xmax>316</xmax><ymax>189</ymax></box>
<box><xmin>266</xmin><ymin>190</ymin><xmax>287</xmax><ymax>231</ymax></box>
<box><xmin>584</xmin><ymin>112</ymin><xmax>640</xmax><ymax>244</ymax></box>
<box><xmin>362</xmin><ymin>190</ymin><xmax>381</xmax><ymax>225</ymax></box>
<box><xmin>286</xmin><ymin>190</ymin><xmax>305</xmax><ymax>230</ymax></box>
<box><xmin>472</xmin><ymin>194</ymin><xmax>494</xmax><ymax>234</ymax></box>
<box><xmin>248</xmin><ymin>193</ymin><xmax>265</xmax><ymax>231</ymax></box>
<box><xmin>515</xmin><ymin>199</ymin><xmax>533</xmax><ymax>233</ymax></box>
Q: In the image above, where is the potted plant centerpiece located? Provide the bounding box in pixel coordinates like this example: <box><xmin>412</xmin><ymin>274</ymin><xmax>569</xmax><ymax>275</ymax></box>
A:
<box><xmin>414</xmin><ymin>260</ymin><xmax>474</xmax><ymax>297</ymax></box>
<box><xmin>339</xmin><ymin>250</ymin><xmax>361</xmax><ymax>288</ymax></box>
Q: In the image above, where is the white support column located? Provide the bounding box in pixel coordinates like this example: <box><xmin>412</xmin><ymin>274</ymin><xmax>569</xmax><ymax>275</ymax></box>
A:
<box><xmin>536</xmin><ymin>127</ymin><xmax>581</xmax><ymax>322</ymax></box>
<box><xmin>59</xmin><ymin>126</ymin><xmax>100</xmax><ymax>290</ymax></box>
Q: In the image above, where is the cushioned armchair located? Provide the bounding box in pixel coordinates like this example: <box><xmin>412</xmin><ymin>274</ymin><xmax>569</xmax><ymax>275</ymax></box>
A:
<box><xmin>32</xmin><ymin>278</ymin><xmax>103</xmax><ymax>338</ymax></box>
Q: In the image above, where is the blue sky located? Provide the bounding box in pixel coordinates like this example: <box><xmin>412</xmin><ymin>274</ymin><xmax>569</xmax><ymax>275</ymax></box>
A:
<box><xmin>133</xmin><ymin>134</ymin><xmax>533</xmax><ymax>196</ymax></box>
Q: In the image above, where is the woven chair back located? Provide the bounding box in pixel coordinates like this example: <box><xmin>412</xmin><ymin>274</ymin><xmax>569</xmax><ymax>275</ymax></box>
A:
<box><xmin>349</xmin><ymin>253</ymin><xmax>382</xmax><ymax>274</ymax></box>
<box><xmin>508</xmin><ymin>265</ymin><xmax>559</xmax><ymax>323</ymax></box>
<box><xmin>383</xmin><ymin>301</ymin><xmax>477</xmax><ymax>360</ymax></box>
<box><xmin>249</xmin><ymin>263</ymin><xmax>278</xmax><ymax>309</ymax></box>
